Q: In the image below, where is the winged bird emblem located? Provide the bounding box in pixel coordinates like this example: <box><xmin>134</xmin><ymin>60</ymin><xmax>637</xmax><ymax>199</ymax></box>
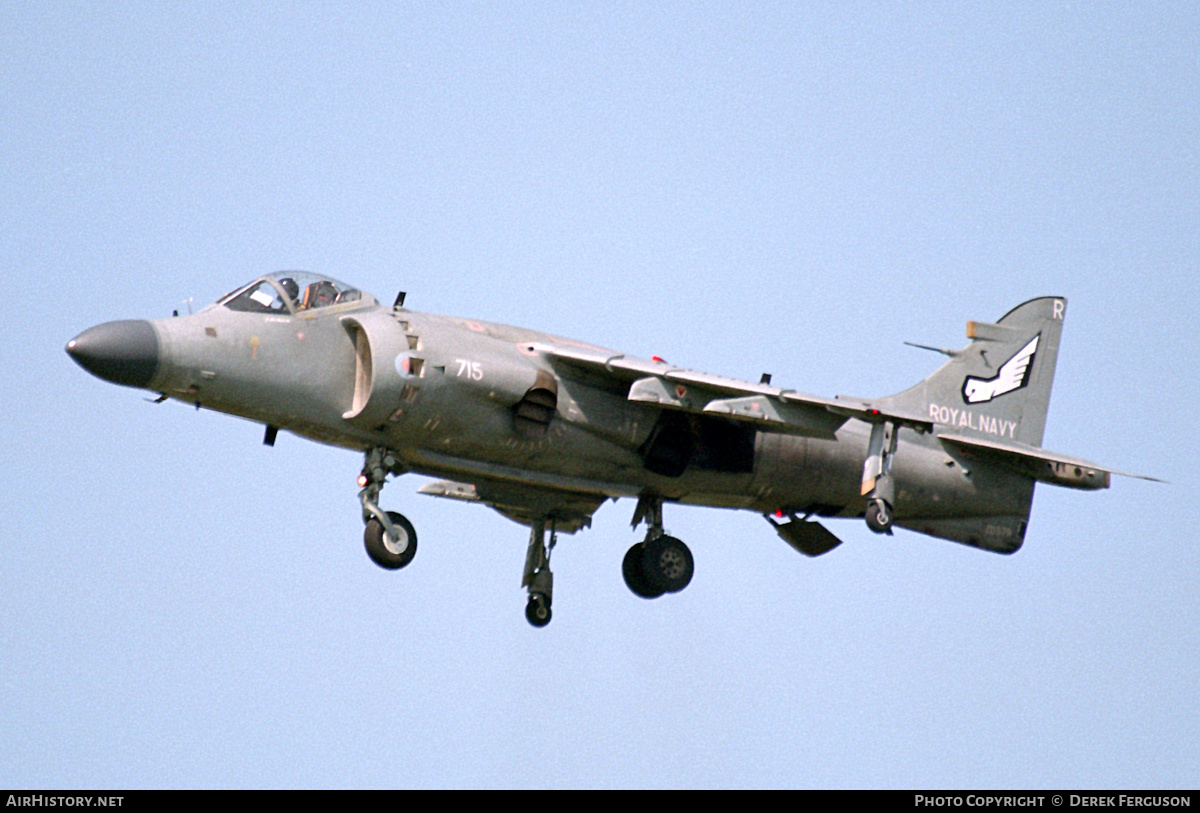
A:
<box><xmin>962</xmin><ymin>334</ymin><xmax>1039</xmax><ymax>404</ymax></box>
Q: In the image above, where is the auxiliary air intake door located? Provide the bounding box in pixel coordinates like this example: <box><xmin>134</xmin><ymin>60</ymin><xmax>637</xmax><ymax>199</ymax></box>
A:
<box><xmin>339</xmin><ymin>313</ymin><xmax>413</xmax><ymax>426</ymax></box>
<box><xmin>343</xmin><ymin>320</ymin><xmax>373</xmax><ymax>419</ymax></box>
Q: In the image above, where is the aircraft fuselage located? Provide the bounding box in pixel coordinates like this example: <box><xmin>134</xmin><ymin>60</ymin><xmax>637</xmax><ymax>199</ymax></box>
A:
<box><xmin>130</xmin><ymin>297</ymin><xmax>1027</xmax><ymax>528</ymax></box>
<box><xmin>70</xmin><ymin>275</ymin><xmax>1133</xmax><ymax>625</ymax></box>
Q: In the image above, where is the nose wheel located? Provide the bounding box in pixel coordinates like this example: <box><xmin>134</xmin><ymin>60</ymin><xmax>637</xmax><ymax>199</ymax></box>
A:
<box><xmin>358</xmin><ymin>447</ymin><xmax>419</xmax><ymax>569</ymax></box>
<box><xmin>364</xmin><ymin>510</ymin><xmax>418</xmax><ymax>569</ymax></box>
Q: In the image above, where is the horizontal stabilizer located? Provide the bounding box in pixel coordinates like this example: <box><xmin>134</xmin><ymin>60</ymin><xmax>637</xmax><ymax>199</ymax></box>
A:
<box><xmin>938</xmin><ymin>433</ymin><xmax>1163</xmax><ymax>490</ymax></box>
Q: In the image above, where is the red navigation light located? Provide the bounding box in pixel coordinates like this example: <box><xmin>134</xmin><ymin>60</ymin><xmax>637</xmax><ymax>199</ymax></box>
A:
<box><xmin>357</xmin><ymin>474</ymin><xmax>371</xmax><ymax>487</ymax></box>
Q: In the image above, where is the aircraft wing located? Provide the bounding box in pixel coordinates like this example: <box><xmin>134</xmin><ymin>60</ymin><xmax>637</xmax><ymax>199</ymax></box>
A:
<box><xmin>938</xmin><ymin>432</ymin><xmax>1164</xmax><ymax>491</ymax></box>
<box><xmin>529</xmin><ymin>342</ymin><xmax>933</xmax><ymax>438</ymax></box>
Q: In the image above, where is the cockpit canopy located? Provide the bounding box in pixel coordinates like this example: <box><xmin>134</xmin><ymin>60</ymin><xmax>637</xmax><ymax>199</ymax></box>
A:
<box><xmin>218</xmin><ymin>272</ymin><xmax>371</xmax><ymax>315</ymax></box>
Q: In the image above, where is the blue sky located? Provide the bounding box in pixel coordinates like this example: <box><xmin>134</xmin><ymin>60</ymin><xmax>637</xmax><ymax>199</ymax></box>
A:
<box><xmin>2</xmin><ymin>2</ymin><xmax>1197</xmax><ymax>788</ymax></box>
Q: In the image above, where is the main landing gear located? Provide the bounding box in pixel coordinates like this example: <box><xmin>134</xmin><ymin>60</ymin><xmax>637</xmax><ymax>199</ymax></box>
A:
<box><xmin>622</xmin><ymin>495</ymin><xmax>694</xmax><ymax>600</ymax></box>
<box><xmin>359</xmin><ymin>447</ymin><xmax>418</xmax><ymax>569</ymax></box>
<box><xmin>519</xmin><ymin>496</ymin><xmax>696</xmax><ymax>627</ymax></box>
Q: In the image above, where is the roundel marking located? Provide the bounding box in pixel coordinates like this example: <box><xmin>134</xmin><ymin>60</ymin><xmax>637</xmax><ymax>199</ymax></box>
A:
<box><xmin>395</xmin><ymin>353</ymin><xmax>416</xmax><ymax>377</ymax></box>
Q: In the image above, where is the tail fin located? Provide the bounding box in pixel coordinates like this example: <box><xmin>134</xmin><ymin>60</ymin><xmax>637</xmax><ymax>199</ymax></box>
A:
<box><xmin>883</xmin><ymin>297</ymin><xmax>1066</xmax><ymax>447</ymax></box>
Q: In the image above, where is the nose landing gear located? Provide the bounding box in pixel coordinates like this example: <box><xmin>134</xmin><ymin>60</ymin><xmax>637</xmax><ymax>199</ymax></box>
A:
<box><xmin>359</xmin><ymin>447</ymin><xmax>418</xmax><ymax>569</ymax></box>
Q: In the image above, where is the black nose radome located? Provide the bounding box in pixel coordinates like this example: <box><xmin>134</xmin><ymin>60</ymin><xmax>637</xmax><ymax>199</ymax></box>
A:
<box><xmin>66</xmin><ymin>320</ymin><xmax>160</xmax><ymax>389</ymax></box>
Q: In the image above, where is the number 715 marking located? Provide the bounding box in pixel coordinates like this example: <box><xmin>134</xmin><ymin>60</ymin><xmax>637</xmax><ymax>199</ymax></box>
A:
<box><xmin>455</xmin><ymin>359</ymin><xmax>483</xmax><ymax>380</ymax></box>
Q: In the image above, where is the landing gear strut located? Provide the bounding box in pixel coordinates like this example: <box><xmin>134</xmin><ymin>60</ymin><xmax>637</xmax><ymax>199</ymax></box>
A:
<box><xmin>623</xmin><ymin>495</ymin><xmax>694</xmax><ymax>599</ymax></box>
<box><xmin>861</xmin><ymin>421</ymin><xmax>897</xmax><ymax>535</ymax></box>
<box><xmin>359</xmin><ymin>447</ymin><xmax>418</xmax><ymax>569</ymax></box>
<box><xmin>522</xmin><ymin>519</ymin><xmax>555</xmax><ymax>627</ymax></box>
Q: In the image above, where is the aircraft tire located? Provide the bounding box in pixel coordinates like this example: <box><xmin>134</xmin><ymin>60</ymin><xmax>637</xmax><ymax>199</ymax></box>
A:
<box><xmin>525</xmin><ymin>594</ymin><xmax>552</xmax><ymax>627</ymax></box>
<box><xmin>364</xmin><ymin>511</ymin><xmax>418</xmax><ymax>569</ymax></box>
<box><xmin>865</xmin><ymin>500</ymin><xmax>892</xmax><ymax>534</ymax></box>
<box><xmin>641</xmin><ymin>535</ymin><xmax>694</xmax><ymax>594</ymax></box>
<box><xmin>622</xmin><ymin>543</ymin><xmax>665</xmax><ymax>599</ymax></box>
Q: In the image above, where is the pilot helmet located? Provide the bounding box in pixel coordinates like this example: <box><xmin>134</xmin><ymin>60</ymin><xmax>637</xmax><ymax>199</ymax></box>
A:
<box><xmin>278</xmin><ymin>277</ymin><xmax>299</xmax><ymax>302</ymax></box>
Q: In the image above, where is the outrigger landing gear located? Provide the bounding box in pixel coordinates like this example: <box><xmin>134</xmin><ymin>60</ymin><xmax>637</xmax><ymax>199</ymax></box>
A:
<box><xmin>623</xmin><ymin>495</ymin><xmax>694</xmax><ymax>599</ymax></box>
<box><xmin>861</xmin><ymin>421</ymin><xmax>897</xmax><ymax>535</ymax></box>
<box><xmin>358</xmin><ymin>447</ymin><xmax>418</xmax><ymax>569</ymax></box>
<box><xmin>522</xmin><ymin>519</ymin><xmax>555</xmax><ymax>627</ymax></box>
<box><xmin>865</xmin><ymin>499</ymin><xmax>892</xmax><ymax>535</ymax></box>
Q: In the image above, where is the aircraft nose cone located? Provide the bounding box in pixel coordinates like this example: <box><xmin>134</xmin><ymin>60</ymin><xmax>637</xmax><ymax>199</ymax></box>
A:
<box><xmin>66</xmin><ymin>320</ymin><xmax>160</xmax><ymax>389</ymax></box>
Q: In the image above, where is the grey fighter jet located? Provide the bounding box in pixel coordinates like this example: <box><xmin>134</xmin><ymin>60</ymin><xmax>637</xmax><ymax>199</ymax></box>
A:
<box><xmin>67</xmin><ymin>273</ymin><xmax>1156</xmax><ymax>626</ymax></box>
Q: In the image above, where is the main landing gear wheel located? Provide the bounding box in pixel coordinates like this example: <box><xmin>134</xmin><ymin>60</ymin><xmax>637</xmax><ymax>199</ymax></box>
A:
<box><xmin>364</xmin><ymin>511</ymin><xmax>418</xmax><ymax>569</ymax></box>
<box><xmin>623</xmin><ymin>543</ymin><xmax>665</xmax><ymax>599</ymax></box>
<box><xmin>624</xmin><ymin>496</ymin><xmax>696</xmax><ymax>600</ymax></box>
<box><xmin>865</xmin><ymin>499</ymin><xmax>893</xmax><ymax>535</ymax></box>
<box><xmin>525</xmin><ymin>593</ymin><xmax>552</xmax><ymax>627</ymax></box>
<box><xmin>623</xmin><ymin>536</ymin><xmax>693</xmax><ymax>598</ymax></box>
<box><xmin>642</xmin><ymin>535</ymin><xmax>694</xmax><ymax>594</ymax></box>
